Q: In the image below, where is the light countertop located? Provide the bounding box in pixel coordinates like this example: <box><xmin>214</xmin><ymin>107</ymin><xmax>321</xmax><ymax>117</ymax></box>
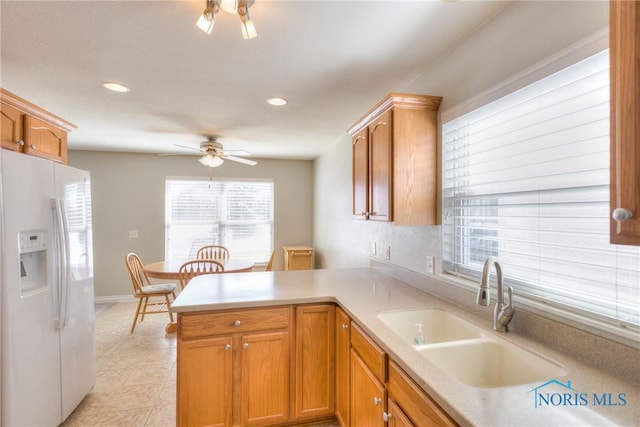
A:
<box><xmin>171</xmin><ymin>268</ymin><xmax>639</xmax><ymax>427</ymax></box>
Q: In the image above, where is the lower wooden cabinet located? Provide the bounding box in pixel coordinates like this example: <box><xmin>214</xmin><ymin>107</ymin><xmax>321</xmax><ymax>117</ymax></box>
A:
<box><xmin>241</xmin><ymin>331</ymin><xmax>290</xmax><ymax>426</ymax></box>
<box><xmin>388</xmin><ymin>361</ymin><xmax>457</xmax><ymax>427</ymax></box>
<box><xmin>177</xmin><ymin>303</ymin><xmax>457</xmax><ymax>427</ymax></box>
<box><xmin>295</xmin><ymin>304</ymin><xmax>335</xmax><ymax>419</ymax></box>
<box><xmin>178</xmin><ymin>336</ymin><xmax>233</xmax><ymax>427</ymax></box>
<box><xmin>385</xmin><ymin>399</ymin><xmax>414</xmax><ymax>427</ymax></box>
<box><xmin>335</xmin><ymin>307</ymin><xmax>351</xmax><ymax>427</ymax></box>
<box><xmin>350</xmin><ymin>350</ymin><xmax>386</xmax><ymax>427</ymax></box>
<box><xmin>177</xmin><ymin>307</ymin><xmax>292</xmax><ymax>427</ymax></box>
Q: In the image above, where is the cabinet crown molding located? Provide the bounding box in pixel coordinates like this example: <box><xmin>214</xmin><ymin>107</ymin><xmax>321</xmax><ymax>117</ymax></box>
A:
<box><xmin>1</xmin><ymin>87</ymin><xmax>77</xmax><ymax>132</ymax></box>
<box><xmin>348</xmin><ymin>92</ymin><xmax>442</xmax><ymax>135</ymax></box>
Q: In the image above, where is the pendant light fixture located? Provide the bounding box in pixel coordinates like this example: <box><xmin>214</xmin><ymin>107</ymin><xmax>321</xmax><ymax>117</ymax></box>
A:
<box><xmin>196</xmin><ymin>0</ymin><xmax>257</xmax><ymax>39</ymax></box>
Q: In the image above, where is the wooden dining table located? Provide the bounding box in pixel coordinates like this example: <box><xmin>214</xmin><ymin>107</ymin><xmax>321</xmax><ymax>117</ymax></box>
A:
<box><xmin>144</xmin><ymin>258</ymin><xmax>255</xmax><ymax>280</ymax></box>
<box><xmin>143</xmin><ymin>258</ymin><xmax>255</xmax><ymax>333</ymax></box>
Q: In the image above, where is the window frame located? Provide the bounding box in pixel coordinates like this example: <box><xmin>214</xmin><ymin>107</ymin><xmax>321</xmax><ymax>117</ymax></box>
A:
<box><xmin>164</xmin><ymin>176</ymin><xmax>274</xmax><ymax>263</ymax></box>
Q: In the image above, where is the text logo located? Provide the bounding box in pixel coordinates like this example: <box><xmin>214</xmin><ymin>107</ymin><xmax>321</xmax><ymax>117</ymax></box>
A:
<box><xmin>528</xmin><ymin>379</ymin><xmax>627</xmax><ymax>409</ymax></box>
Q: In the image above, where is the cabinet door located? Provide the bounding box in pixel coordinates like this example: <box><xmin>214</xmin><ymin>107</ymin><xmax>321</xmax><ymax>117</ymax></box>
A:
<box><xmin>352</xmin><ymin>127</ymin><xmax>369</xmax><ymax>219</ymax></box>
<box><xmin>335</xmin><ymin>307</ymin><xmax>350</xmax><ymax>427</ymax></box>
<box><xmin>295</xmin><ymin>304</ymin><xmax>335</xmax><ymax>419</ymax></box>
<box><xmin>350</xmin><ymin>350</ymin><xmax>385</xmax><ymax>427</ymax></box>
<box><xmin>178</xmin><ymin>336</ymin><xmax>232</xmax><ymax>427</ymax></box>
<box><xmin>368</xmin><ymin>110</ymin><xmax>392</xmax><ymax>221</ymax></box>
<box><xmin>610</xmin><ymin>0</ymin><xmax>640</xmax><ymax>245</ymax></box>
<box><xmin>241</xmin><ymin>331</ymin><xmax>290</xmax><ymax>426</ymax></box>
<box><xmin>386</xmin><ymin>399</ymin><xmax>414</xmax><ymax>427</ymax></box>
<box><xmin>23</xmin><ymin>115</ymin><xmax>67</xmax><ymax>164</ymax></box>
<box><xmin>1</xmin><ymin>102</ymin><xmax>24</xmax><ymax>151</ymax></box>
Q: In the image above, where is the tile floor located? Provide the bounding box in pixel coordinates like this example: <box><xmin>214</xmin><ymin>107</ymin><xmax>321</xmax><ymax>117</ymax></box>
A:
<box><xmin>62</xmin><ymin>302</ymin><xmax>177</xmax><ymax>427</ymax></box>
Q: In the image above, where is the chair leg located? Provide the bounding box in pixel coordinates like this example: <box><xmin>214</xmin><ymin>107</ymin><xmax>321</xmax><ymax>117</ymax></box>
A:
<box><xmin>131</xmin><ymin>297</ymin><xmax>144</xmax><ymax>334</ymax></box>
<box><xmin>141</xmin><ymin>296</ymin><xmax>150</xmax><ymax>322</ymax></box>
<box><xmin>165</xmin><ymin>295</ymin><xmax>175</xmax><ymax>323</ymax></box>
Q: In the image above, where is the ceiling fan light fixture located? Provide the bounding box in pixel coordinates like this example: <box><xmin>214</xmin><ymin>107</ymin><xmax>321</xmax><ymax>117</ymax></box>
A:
<box><xmin>196</xmin><ymin>0</ymin><xmax>217</xmax><ymax>34</ymax></box>
<box><xmin>220</xmin><ymin>0</ymin><xmax>239</xmax><ymax>14</ymax></box>
<box><xmin>199</xmin><ymin>154</ymin><xmax>225</xmax><ymax>167</ymax></box>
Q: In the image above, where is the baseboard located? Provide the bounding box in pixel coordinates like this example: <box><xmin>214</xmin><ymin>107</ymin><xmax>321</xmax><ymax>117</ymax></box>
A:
<box><xmin>94</xmin><ymin>295</ymin><xmax>136</xmax><ymax>304</ymax></box>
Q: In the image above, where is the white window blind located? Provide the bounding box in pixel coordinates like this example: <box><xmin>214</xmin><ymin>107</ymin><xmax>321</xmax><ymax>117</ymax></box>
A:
<box><xmin>165</xmin><ymin>178</ymin><xmax>273</xmax><ymax>262</ymax></box>
<box><xmin>442</xmin><ymin>50</ymin><xmax>640</xmax><ymax>331</ymax></box>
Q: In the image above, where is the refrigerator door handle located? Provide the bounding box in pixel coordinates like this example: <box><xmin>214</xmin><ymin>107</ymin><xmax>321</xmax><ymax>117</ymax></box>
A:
<box><xmin>52</xmin><ymin>198</ymin><xmax>71</xmax><ymax>329</ymax></box>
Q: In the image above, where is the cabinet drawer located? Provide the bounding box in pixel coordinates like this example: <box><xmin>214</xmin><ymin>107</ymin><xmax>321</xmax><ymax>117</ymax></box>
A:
<box><xmin>388</xmin><ymin>361</ymin><xmax>457</xmax><ymax>427</ymax></box>
<box><xmin>180</xmin><ymin>307</ymin><xmax>291</xmax><ymax>339</ymax></box>
<box><xmin>350</xmin><ymin>322</ymin><xmax>387</xmax><ymax>382</ymax></box>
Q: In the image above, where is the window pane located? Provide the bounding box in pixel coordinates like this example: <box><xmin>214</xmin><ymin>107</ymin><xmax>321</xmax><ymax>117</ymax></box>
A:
<box><xmin>165</xmin><ymin>178</ymin><xmax>274</xmax><ymax>262</ymax></box>
<box><xmin>442</xmin><ymin>50</ymin><xmax>640</xmax><ymax>330</ymax></box>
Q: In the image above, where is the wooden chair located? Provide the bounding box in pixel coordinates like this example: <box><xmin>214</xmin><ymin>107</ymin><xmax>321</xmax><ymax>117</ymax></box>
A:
<box><xmin>196</xmin><ymin>245</ymin><xmax>230</xmax><ymax>261</ymax></box>
<box><xmin>125</xmin><ymin>253</ymin><xmax>177</xmax><ymax>334</ymax></box>
<box><xmin>265</xmin><ymin>250</ymin><xmax>275</xmax><ymax>271</ymax></box>
<box><xmin>178</xmin><ymin>259</ymin><xmax>225</xmax><ymax>289</ymax></box>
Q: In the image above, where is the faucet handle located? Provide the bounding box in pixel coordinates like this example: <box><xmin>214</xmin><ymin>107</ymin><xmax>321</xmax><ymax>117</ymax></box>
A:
<box><xmin>504</xmin><ymin>286</ymin><xmax>515</xmax><ymax>315</ymax></box>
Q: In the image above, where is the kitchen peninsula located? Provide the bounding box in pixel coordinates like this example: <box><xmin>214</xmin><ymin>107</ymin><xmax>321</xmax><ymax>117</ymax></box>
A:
<box><xmin>172</xmin><ymin>268</ymin><xmax>639</xmax><ymax>427</ymax></box>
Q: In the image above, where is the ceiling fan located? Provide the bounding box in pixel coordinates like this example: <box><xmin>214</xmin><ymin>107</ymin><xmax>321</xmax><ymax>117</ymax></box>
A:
<box><xmin>174</xmin><ymin>137</ymin><xmax>257</xmax><ymax>167</ymax></box>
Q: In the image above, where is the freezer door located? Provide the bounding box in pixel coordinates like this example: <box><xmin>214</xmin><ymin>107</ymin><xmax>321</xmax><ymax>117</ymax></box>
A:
<box><xmin>1</xmin><ymin>150</ymin><xmax>62</xmax><ymax>426</ymax></box>
<box><xmin>54</xmin><ymin>163</ymin><xmax>96</xmax><ymax>420</ymax></box>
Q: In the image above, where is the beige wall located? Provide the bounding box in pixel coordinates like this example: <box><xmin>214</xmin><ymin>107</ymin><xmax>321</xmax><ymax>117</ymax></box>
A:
<box><xmin>68</xmin><ymin>150</ymin><xmax>313</xmax><ymax>298</ymax></box>
<box><xmin>314</xmin><ymin>1</ymin><xmax>608</xmax><ymax>273</ymax></box>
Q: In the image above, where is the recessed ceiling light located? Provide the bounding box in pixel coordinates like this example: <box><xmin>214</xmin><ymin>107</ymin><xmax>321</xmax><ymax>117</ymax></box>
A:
<box><xmin>102</xmin><ymin>82</ymin><xmax>130</xmax><ymax>93</ymax></box>
<box><xmin>267</xmin><ymin>97</ymin><xmax>287</xmax><ymax>106</ymax></box>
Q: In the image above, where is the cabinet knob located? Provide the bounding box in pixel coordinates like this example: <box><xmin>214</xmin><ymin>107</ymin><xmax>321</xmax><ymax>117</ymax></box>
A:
<box><xmin>341</xmin><ymin>323</ymin><xmax>349</xmax><ymax>330</ymax></box>
<box><xmin>225</xmin><ymin>344</ymin><xmax>231</xmax><ymax>351</ymax></box>
<box><xmin>373</xmin><ymin>397</ymin><xmax>382</xmax><ymax>406</ymax></box>
<box><xmin>234</xmin><ymin>320</ymin><xmax>241</xmax><ymax>326</ymax></box>
<box><xmin>243</xmin><ymin>342</ymin><xmax>249</xmax><ymax>349</ymax></box>
<box><xmin>17</xmin><ymin>140</ymin><xmax>25</xmax><ymax>146</ymax></box>
<box><xmin>612</xmin><ymin>208</ymin><xmax>633</xmax><ymax>222</ymax></box>
<box><xmin>29</xmin><ymin>143</ymin><xmax>36</xmax><ymax>149</ymax></box>
<box><xmin>382</xmin><ymin>412</ymin><xmax>392</xmax><ymax>422</ymax></box>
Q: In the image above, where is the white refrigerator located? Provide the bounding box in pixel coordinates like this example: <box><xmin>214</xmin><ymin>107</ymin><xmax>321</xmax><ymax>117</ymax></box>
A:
<box><xmin>1</xmin><ymin>149</ymin><xmax>96</xmax><ymax>426</ymax></box>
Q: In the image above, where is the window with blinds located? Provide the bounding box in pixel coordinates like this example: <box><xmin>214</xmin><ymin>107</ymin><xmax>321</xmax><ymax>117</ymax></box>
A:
<box><xmin>165</xmin><ymin>178</ymin><xmax>274</xmax><ymax>262</ymax></box>
<box><xmin>442</xmin><ymin>49</ymin><xmax>640</xmax><ymax>332</ymax></box>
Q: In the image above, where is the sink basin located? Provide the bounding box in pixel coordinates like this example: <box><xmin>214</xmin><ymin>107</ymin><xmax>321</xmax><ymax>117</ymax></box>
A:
<box><xmin>377</xmin><ymin>309</ymin><xmax>482</xmax><ymax>345</ymax></box>
<box><xmin>417</xmin><ymin>339</ymin><xmax>566</xmax><ymax>388</ymax></box>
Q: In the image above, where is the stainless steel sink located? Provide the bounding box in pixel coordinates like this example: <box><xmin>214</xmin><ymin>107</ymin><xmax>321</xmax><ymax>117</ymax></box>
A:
<box><xmin>377</xmin><ymin>308</ymin><xmax>565</xmax><ymax>388</ymax></box>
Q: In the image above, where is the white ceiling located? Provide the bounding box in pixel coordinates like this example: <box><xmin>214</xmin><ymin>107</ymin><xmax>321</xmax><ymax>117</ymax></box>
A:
<box><xmin>1</xmin><ymin>0</ymin><xmax>508</xmax><ymax>160</ymax></box>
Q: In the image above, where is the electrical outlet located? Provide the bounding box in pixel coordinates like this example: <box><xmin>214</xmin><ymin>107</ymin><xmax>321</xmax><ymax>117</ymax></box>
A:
<box><xmin>371</xmin><ymin>242</ymin><xmax>377</xmax><ymax>255</ymax></box>
<box><xmin>426</xmin><ymin>255</ymin><xmax>435</xmax><ymax>274</ymax></box>
<box><xmin>128</xmin><ymin>230</ymin><xmax>138</xmax><ymax>239</ymax></box>
<box><xmin>385</xmin><ymin>246</ymin><xmax>391</xmax><ymax>260</ymax></box>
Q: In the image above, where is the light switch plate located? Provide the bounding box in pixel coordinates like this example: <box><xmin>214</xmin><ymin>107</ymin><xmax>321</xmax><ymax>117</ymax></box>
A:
<box><xmin>128</xmin><ymin>230</ymin><xmax>139</xmax><ymax>239</ymax></box>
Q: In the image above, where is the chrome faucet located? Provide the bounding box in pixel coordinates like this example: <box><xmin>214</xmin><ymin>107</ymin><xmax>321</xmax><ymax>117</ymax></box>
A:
<box><xmin>476</xmin><ymin>257</ymin><xmax>515</xmax><ymax>332</ymax></box>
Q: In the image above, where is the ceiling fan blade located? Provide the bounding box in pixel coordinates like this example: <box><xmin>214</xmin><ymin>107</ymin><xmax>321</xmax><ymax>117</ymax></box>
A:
<box><xmin>173</xmin><ymin>143</ymin><xmax>203</xmax><ymax>152</ymax></box>
<box><xmin>221</xmin><ymin>155</ymin><xmax>257</xmax><ymax>166</ymax></box>
<box><xmin>223</xmin><ymin>150</ymin><xmax>250</xmax><ymax>156</ymax></box>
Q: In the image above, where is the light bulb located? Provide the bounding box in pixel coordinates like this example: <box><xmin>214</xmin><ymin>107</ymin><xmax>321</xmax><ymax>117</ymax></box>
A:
<box><xmin>196</xmin><ymin>13</ymin><xmax>214</xmax><ymax>34</ymax></box>
<box><xmin>241</xmin><ymin>19</ymin><xmax>257</xmax><ymax>39</ymax></box>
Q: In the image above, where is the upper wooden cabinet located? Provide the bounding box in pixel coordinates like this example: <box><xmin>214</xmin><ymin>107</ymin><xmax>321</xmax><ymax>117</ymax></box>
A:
<box><xmin>348</xmin><ymin>93</ymin><xmax>442</xmax><ymax>225</ymax></box>
<box><xmin>610</xmin><ymin>1</ymin><xmax>640</xmax><ymax>245</ymax></box>
<box><xmin>0</xmin><ymin>88</ymin><xmax>75</xmax><ymax>164</ymax></box>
